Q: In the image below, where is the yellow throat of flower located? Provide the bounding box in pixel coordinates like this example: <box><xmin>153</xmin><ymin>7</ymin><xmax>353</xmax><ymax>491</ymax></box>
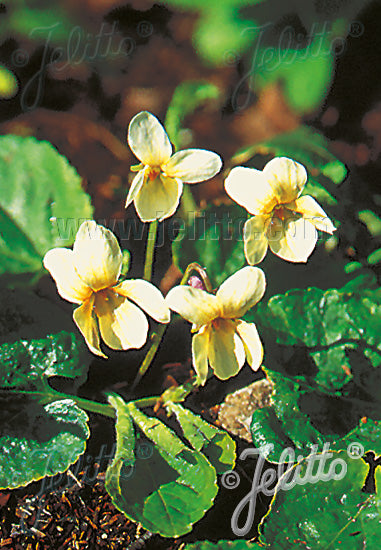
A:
<box><xmin>267</xmin><ymin>204</ymin><xmax>302</xmax><ymax>238</ymax></box>
<box><xmin>147</xmin><ymin>166</ymin><xmax>161</xmax><ymax>181</ymax></box>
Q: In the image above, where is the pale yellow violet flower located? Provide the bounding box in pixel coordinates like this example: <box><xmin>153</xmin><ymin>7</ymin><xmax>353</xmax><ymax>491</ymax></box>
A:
<box><xmin>166</xmin><ymin>267</ymin><xmax>265</xmax><ymax>384</ymax></box>
<box><xmin>43</xmin><ymin>221</ymin><xmax>170</xmax><ymax>358</ymax></box>
<box><xmin>225</xmin><ymin>157</ymin><xmax>336</xmax><ymax>264</ymax></box>
<box><xmin>125</xmin><ymin>111</ymin><xmax>222</xmax><ymax>222</ymax></box>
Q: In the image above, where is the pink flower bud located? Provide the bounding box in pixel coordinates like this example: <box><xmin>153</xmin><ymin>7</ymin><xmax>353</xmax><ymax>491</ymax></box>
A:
<box><xmin>188</xmin><ymin>275</ymin><xmax>205</xmax><ymax>290</ymax></box>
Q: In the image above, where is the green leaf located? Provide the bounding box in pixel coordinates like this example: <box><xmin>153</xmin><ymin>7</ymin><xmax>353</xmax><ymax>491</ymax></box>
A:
<box><xmin>322</xmin><ymin>160</ymin><xmax>348</xmax><ymax>185</ymax></box>
<box><xmin>339</xmin><ymin>419</ymin><xmax>381</xmax><ymax>456</ymax></box>
<box><xmin>250</xmin><ymin>370</ymin><xmax>325</xmax><ymax>462</ymax></box>
<box><xmin>106</xmin><ymin>393</ymin><xmax>135</xmax><ymax>467</ymax></box>
<box><xmin>106</xmin><ymin>398</ymin><xmax>218</xmax><ymax>537</ymax></box>
<box><xmin>0</xmin><ymin>135</ymin><xmax>93</xmax><ymax>278</ymax></box>
<box><xmin>0</xmin><ymin>289</ymin><xmax>91</xmax><ymax>489</ymax></box>
<box><xmin>239</xmin><ymin>2</ymin><xmax>369</xmax><ymax>114</ymax></box>
<box><xmin>159</xmin><ymin>0</ymin><xmax>368</xmax><ymax>71</ymax></box>
<box><xmin>165</xmin><ymin>402</ymin><xmax>236</xmax><ymax>473</ymax></box>
<box><xmin>250</xmin><ymin>369</ymin><xmax>381</xmax><ymax>463</ymax></box>
<box><xmin>260</xmin><ymin>451</ymin><xmax>381</xmax><ymax>549</ymax></box>
<box><xmin>192</xmin><ymin>7</ymin><xmax>256</xmax><ymax>67</ymax></box>
<box><xmin>339</xmin><ymin>271</ymin><xmax>377</xmax><ymax>292</ymax></box>
<box><xmin>184</xmin><ymin>541</ymin><xmax>263</xmax><ymax>549</ymax></box>
<box><xmin>249</xmin><ymin>287</ymin><xmax>381</xmax><ymax>394</ymax></box>
<box><xmin>0</xmin><ymin>289</ymin><xmax>91</xmax><ymax>391</ymax></box>
<box><xmin>249</xmin><ymin>286</ymin><xmax>381</xmax><ymax>462</ymax></box>
<box><xmin>0</xmin><ymin>331</ymin><xmax>89</xmax><ymax>390</ymax></box>
<box><xmin>0</xmin><ymin>398</ymin><xmax>89</xmax><ymax>489</ymax></box>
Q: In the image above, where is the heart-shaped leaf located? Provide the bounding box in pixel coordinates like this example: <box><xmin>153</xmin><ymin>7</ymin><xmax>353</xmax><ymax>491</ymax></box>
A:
<box><xmin>249</xmin><ymin>287</ymin><xmax>381</xmax><ymax>394</ymax></box>
<box><xmin>0</xmin><ymin>135</ymin><xmax>93</xmax><ymax>279</ymax></box>
<box><xmin>106</xmin><ymin>395</ymin><xmax>219</xmax><ymax>537</ymax></box>
<box><xmin>0</xmin><ymin>289</ymin><xmax>91</xmax><ymax>391</ymax></box>
<box><xmin>251</xmin><ymin>369</ymin><xmax>381</xmax><ymax>463</ymax></box>
<box><xmin>0</xmin><ymin>398</ymin><xmax>89</xmax><ymax>489</ymax></box>
<box><xmin>260</xmin><ymin>451</ymin><xmax>381</xmax><ymax>549</ymax></box>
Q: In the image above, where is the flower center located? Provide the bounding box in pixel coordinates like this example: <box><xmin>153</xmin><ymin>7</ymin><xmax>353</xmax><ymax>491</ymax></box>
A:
<box><xmin>147</xmin><ymin>166</ymin><xmax>161</xmax><ymax>181</ymax></box>
<box><xmin>93</xmin><ymin>288</ymin><xmax>110</xmax><ymax>311</ymax></box>
<box><xmin>94</xmin><ymin>287</ymin><xmax>123</xmax><ymax>317</ymax></box>
<box><xmin>211</xmin><ymin>318</ymin><xmax>222</xmax><ymax>330</ymax></box>
<box><xmin>272</xmin><ymin>205</ymin><xmax>288</xmax><ymax>221</ymax></box>
<box><xmin>265</xmin><ymin>207</ymin><xmax>287</xmax><ymax>239</ymax></box>
<box><xmin>95</xmin><ymin>288</ymin><xmax>109</xmax><ymax>300</ymax></box>
<box><xmin>266</xmin><ymin>205</ymin><xmax>300</xmax><ymax>240</ymax></box>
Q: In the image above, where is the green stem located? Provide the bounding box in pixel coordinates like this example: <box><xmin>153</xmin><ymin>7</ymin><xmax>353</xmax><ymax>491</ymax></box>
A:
<box><xmin>71</xmin><ymin>395</ymin><xmax>115</xmax><ymax>418</ymax></box>
<box><xmin>133</xmin><ymin>395</ymin><xmax>161</xmax><ymax>408</ymax></box>
<box><xmin>0</xmin><ymin>387</ymin><xmax>176</xmax><ymax>419</ymax></box>
<box><xmin>0</xmin><ymin>388</ymin><xmax>116</xmax><ymax>419</ymax></box>
<box><xmin>129</xmin><ymin>262</ymin><xmax>210</xmax><ymax>394</ymax></box>
<box><xmin>143</xmin><ymin>220</ymin><xmax>158</xmax><ymax>282</ymax></box>
<box><xmin>129</xmin><ymin>324</ymin><xmax>167</xmax><ymax>394</ymax></box>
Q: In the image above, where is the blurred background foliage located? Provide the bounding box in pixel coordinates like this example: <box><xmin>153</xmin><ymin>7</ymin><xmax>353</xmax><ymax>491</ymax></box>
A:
<box><xmin>0</xmin><ymin>0</ymin><xmax>380</xmax><ymax>293</ymax></box>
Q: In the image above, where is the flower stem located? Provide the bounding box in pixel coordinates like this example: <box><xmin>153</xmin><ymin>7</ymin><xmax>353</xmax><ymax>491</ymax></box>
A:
<box><xmin>0</xmin><ymin>388</ymin><xmax>173</xmax><ymax>419</ymax></box>
<box><xmin>143</xmin><ymin>220</ymin><xmax>158</xmax><ymax>282</ymax></box>
<box><xmin>71</xmin><ymin>395</ymin><xmax>116</xmax><ymax>418</ymax></box>
<box><xmin>129</xmin><ymin>262</ymin><xmax>210</xmax><ymax>394</ymax></box>
<box><xmin>129</xmin><ymin>324</ymin><xmax>167</xmax><ymax>394</ymax></box>
<box><xmin>133</xmin><ymin>395</ymin><xmax>161</xmax><ymax>408</ymax></box>
<box><xmin>181</xmin><ymin>262</ymin><xmax>213</xmax><ymax>291</ymax></box>
<box><xmin>0</xmin><ymin>388</ymin><xmax>116</xmax><ymax>418</ymax></box>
